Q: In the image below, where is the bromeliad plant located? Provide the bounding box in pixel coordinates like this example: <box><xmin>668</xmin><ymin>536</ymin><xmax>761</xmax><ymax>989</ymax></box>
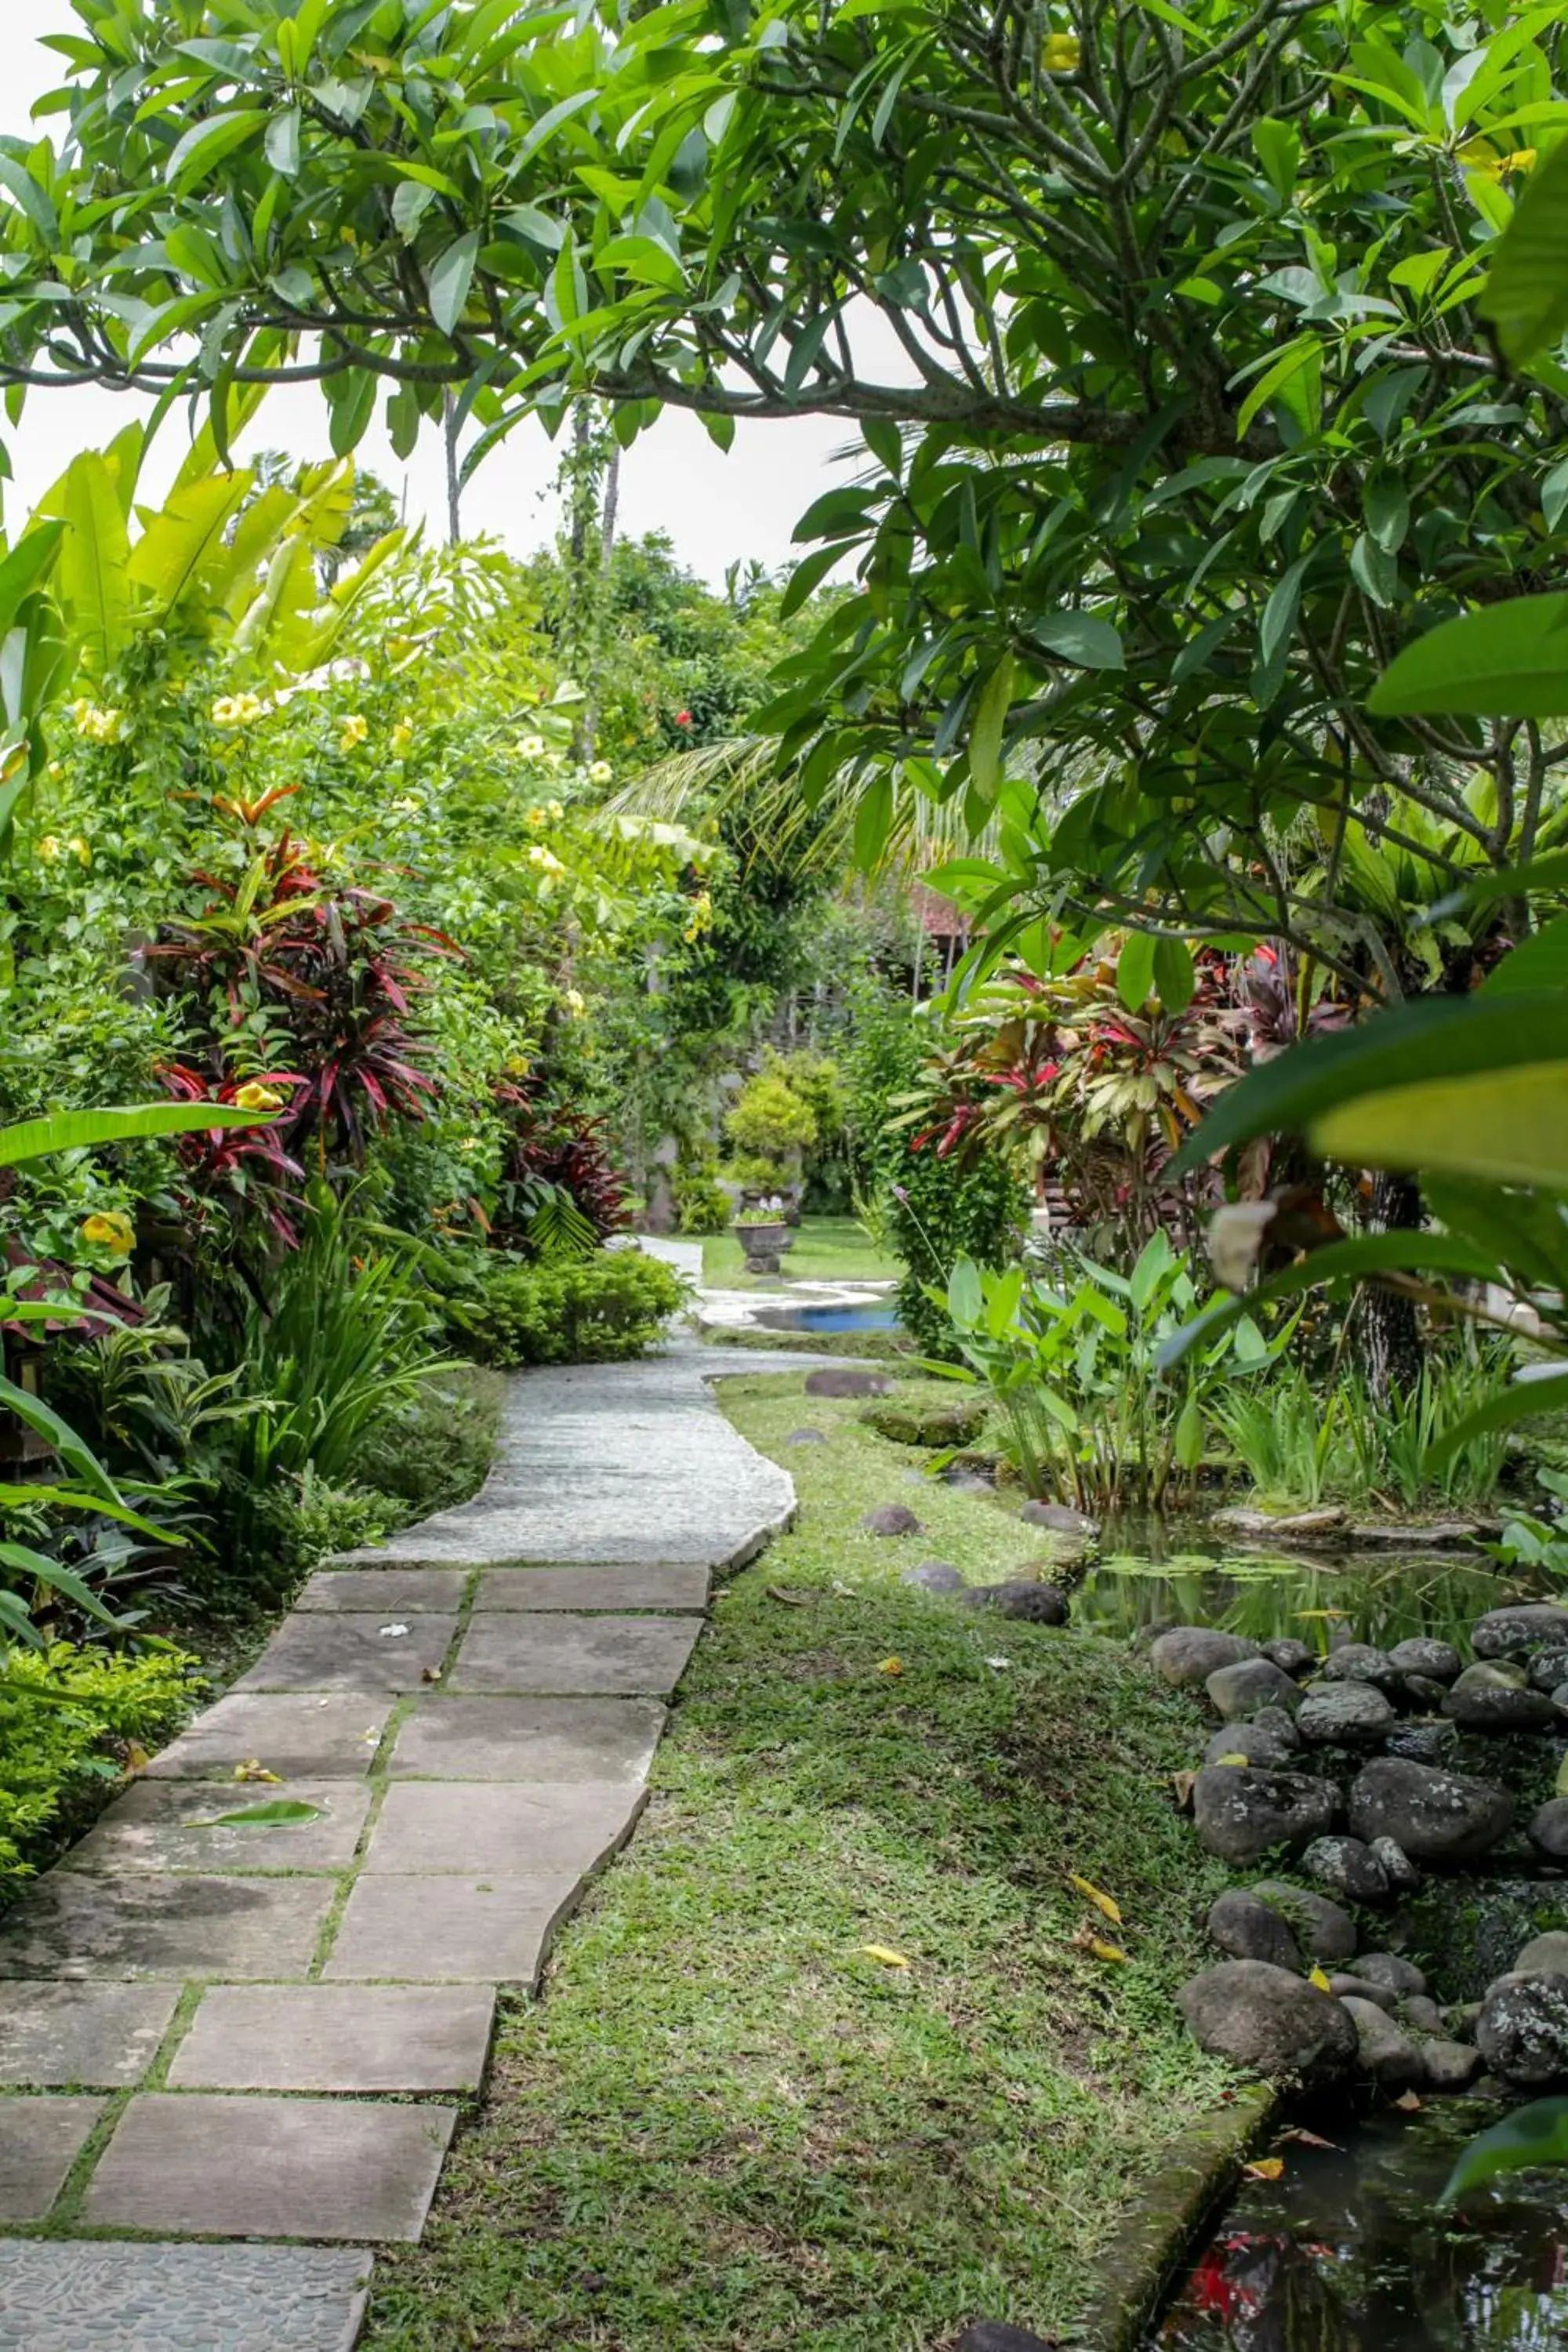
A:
<box><xmin>935</xmin><ymin>1231</ymin><xmax>1291</xmax><ymax>1514</ymax></box>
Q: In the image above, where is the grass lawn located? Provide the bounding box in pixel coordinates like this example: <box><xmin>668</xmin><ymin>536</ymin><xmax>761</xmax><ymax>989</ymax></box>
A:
<box><xmin>361</xmin><ymin>1372</ymin><xmax>1233</xmax><ymax>2352</ymax></box>
<box><xmin>702</xmin><ymin>1213</ymin><xmax>902</xmax><ymax>1289</ymax></box>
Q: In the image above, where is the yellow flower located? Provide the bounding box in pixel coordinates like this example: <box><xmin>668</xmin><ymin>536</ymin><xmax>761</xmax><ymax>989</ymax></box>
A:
<box><xmin>562</xmin><ymin>987</ymin><xmax>586</xmax><ymax>1018</ymax></box>
<box><xmin>526</xmin><ymin>806</ymin><xmax>546</xmax><ymax>829</ymax></box>
<box><xmin>234</xmin><ymin>1082</ymin><xmax>284</xmax><ymax>1112</ymax></box>
<box><xmin>517</xmin><ymin>734</ymin><xmax>546</xmax><ymax>760</ymax></box>
<box><xmin>68</xmin><ymin>836</ymin><xmax>91</xmax><ymax>867</ymax></box>
<box><xmin>338</xmin><ymin>713</ymin><xmax>369</xmax><ymax>753</ymax></box>
<box><xmin>74</xmin><ymin>702</ymin><xmax>125</xmax><ymax>744</ymax></box>
<box><xmin>546</xmin><ymin>799</ymin><xmax>564</xmax><ymax>819</ymax></box>
<box><xmin>1501</xmin><ymin>147</ymin><xmax>1537</xmax><ymax>177</ymax></box>
<box><xmin>394</xmin><ymin>794</ymin><xmax>420</xmax><ymax>814</ymax></box>
<box><xmin>390</xmin><ymin>717</ymin><xmax>415</xmax><ymax>753</ymax></box>
<box><xmin>588</xmin><ymin>760</ymin><xmax>614</xmax><ymax>786</ymax></box>
<box><xmin>46</xmin><ymin>760</ymin><xmax>63</xmax><ymax>782</ymax></box>
<box><xmin>81</xmin><ymin>1210</ymin><xmax>134</xmax><ymax>1256</ymax></box>
<box><xmin>71</xmin><ymin>697</ymin><xmax>91</xmax><ymax>727</ymax></box>
<box><xmin>526</xmin><ymin>845</ymin><xmax>565</xmax><ymax>877</ymax></box>
<box><xmin>36</xmin><ymin>835</ymin><xmax>60</xmax><ymax>862</ymax></box>
<box><xmin>211</xmin><ymin>696</ymin><xmax>241</xmax><ymax>728</ymax></box>
<box><xmin>1044</xmin><ymin>31</ymin><xmax>1080</xmax><ymax>71</ymax></box>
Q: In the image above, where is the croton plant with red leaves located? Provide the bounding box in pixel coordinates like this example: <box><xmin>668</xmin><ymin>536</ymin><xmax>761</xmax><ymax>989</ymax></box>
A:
<box><xmin>488</xmin><ymin>1081</ymin><xmax>630</xmax><ymax>1250</ymax></box>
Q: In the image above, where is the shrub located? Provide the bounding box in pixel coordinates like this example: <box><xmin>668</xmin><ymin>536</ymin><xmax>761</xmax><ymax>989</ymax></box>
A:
<box><xmin>0</xmin><ymin>1642</ymin><xmax>201</xmax><ymax>1888</ymax></box>
<box><xmin>358</xmin><ymin>1368</ymin><xmax>506</xmax><ymax>1517</ymax></box>
<box><xmin>246</xmin><ymin>1473</ymin><xmax>401</xmax><ymax>1588</ymax></box>
<box><xmin>447</xmin><ymin>1250</ymin><xmax>687</xmax><ymax>1368</ymax></box>
<box><xmin>673</xmin><ymin>1163</ymin><xmax>733</xmax><ymax>1236</ymax></box>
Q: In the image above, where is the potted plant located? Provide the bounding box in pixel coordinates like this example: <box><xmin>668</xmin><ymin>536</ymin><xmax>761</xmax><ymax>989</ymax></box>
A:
<box><xmin>723</xmin><ymin>1067</ymin><xmax>818</xmax><ymax>1223</ymax></box>
<box><xmin>733</xmin><ymin>1199</ymin><xmax>793</xmax><ymax>1275</ymax></box>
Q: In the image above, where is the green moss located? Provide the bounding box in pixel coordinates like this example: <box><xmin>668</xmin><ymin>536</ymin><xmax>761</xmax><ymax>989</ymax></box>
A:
<box><xmin>361</xmin><ymin>1373</ymin><xmax>1233</xmax><ymax>2352</ymax></box>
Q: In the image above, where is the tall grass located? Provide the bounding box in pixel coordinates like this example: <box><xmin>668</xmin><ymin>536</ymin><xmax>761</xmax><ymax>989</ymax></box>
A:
<box><xmin>1213</xmin><ymin>1350</ymin><xmax>1511</xmax><ymax>1515</ymax></box>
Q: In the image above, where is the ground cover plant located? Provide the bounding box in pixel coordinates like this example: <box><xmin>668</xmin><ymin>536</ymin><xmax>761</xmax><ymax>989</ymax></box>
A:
<box><xmin>360</xmin><ymin>1370</ymin><xmax>1232</xmax><ymax>2352</ymax></box>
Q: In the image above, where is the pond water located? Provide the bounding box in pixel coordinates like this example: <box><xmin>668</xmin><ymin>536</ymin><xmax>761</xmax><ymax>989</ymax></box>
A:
<box><xmin>1153</xmin><ymin>2099</ymin><xmax>1568</xmax><ymax>2350</ymax></box>
<box><xmin>753</xmin><ymin>1301</ymin><xmax>902</xmax><ymax>1334</ymax></box>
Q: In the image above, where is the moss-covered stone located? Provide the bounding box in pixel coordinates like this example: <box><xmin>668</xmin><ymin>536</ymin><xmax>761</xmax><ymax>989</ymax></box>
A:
<box><xmin>858</xmin><ymin>1396</ymin><xmax>989</xmax><ymax>1448</ymax></box>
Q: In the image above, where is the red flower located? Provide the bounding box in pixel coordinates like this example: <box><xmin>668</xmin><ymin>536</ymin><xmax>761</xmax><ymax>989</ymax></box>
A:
<box><xmin>675</xmin><ymin>710</ymin><xmax>692</xmax><ymax>727</ymax></box>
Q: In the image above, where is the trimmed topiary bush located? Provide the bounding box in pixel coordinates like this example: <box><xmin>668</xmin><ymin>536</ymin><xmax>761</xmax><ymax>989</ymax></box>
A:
<box><xmin>446</xmin><ymin>1250</ymin><xmax>688</xmax><ymax>1368</ymax></box>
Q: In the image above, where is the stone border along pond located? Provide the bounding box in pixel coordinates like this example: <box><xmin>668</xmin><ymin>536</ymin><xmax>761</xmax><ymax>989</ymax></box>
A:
<box><xmin>0</xmin><ymin>1343</ymin><xmax>828</xmax><ymax>2352</ymax></box>
<box><xmin>1160</xmin><ymin>1606</ymin><xmax>1568</xmax><ymax>2103</ymax></box>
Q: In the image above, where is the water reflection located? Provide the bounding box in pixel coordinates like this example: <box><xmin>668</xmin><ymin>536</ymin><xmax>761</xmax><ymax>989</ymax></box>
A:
<box><xmin>1156</xmin><ymin>2104</ymin><xmax>1568</xmax><ymax>2350</ymax></box>
<box><xmin>1075</xmin><ymin>1538</ymin><xmax>1533</xmax><ymax>1653</ymax></box>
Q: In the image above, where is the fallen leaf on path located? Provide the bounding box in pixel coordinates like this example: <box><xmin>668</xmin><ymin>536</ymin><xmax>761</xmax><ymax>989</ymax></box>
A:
<box><xmin>1278</xmin><ymin>2127</ymin><xmax>1340</xmax><ymax>2151</ymax></box>
<box><xmin>1067</xmin><ymin>1875</ymin><xmax>1123</xmax><ymax>1926</ymax></box>
<box><xmin>1171</xmin><ymin>1771</ymin><xmax>1196</xmax><ymax>1809</ymax></box>
<box><xmin>378</xmin><ymin>1622</ymin><xmax>411</xmax><ymax>1638</ymax></box>
<box><xmin>184</xmin><ymin>1800</ymin><xmax>325</xmax><ymax>1829</ymax></box>
<box><xmin>1087</xmin><ymin>1937</ymin><xmax>1128</xmax><ymax>1964</ymax></box>
<box><xmin>421</xmin><ymin>1666</ymin><xmax>442</xmax><ymax>1683</ymax></box>
<box><xmin>233</xmin><ymin>1759</ymin><xmax>281</xmax><ymax>1784</ymax></box>
<box><xmin>1308</xmin><ymin>1966</ymin><xmax>1332</xmax><ymax>1991</ymax></box>
<box><xmin>1394</xmin><ymin>2090</ymin><xmax>1423</xmax><ymax>2112</ymax></box>
<box><xmin>123</xmin><ymin>1742</ymin><xmax>151</xmax><ymax>1775</ymax></box>
<box><xmin>765</xmin><ymin>1586</ymin><xmax>812</xmax><ymax>1607</ymax></box>
<box><xmin>859</xmin><ymin>1944</ymin><xmax>910</xmax><ymax>1969</ymax></box>
<box><xmin>877</xmin><ymin>1657</ymin><xmax>904</xmax><ymax>1675</ymax></box>
<box><xmin>1242</xmin><ymin>2158</ymin><xmax>1285</xmax><ymax>2181</ymax></box>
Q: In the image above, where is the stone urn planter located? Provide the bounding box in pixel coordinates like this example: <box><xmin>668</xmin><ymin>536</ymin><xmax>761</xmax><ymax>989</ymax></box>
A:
<box><xmin>735</xmin><ymin>1217</ymin><xmax>792</xmax><ymax>1276</ymax></box>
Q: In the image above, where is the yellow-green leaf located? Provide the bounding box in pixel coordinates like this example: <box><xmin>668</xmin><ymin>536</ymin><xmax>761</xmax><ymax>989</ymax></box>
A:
<box><xmin>1067</xmin><ymin>1874</ymin><xmax>1123</xmax><ymax>1926</ymax></box>
<box><xmin>1311</xmin><ymin>1062</ymin><xmax>1568</xmax><ymax>1190</ymax></box>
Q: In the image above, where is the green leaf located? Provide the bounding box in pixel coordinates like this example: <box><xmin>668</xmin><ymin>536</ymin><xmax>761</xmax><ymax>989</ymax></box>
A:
<box><xmin>967</xmin><ymin>652</ymin><xmax>1014</xmax><ymax>796</ymax></box>
<box><xmin>1174</xmin><ymin>1395</ymin><xmax>1204</xmax><ymax>1471</ymax></box>
<box><xmin>1117</xmin><ymin>930</ymin><xmax>1157</xmax><ymax>1011</ymax></box>
<box><xmin>0</xmin><ymin>1102</ymin><xmax>267</xmax><ymax>1169</ymax></box>
<box><xmin>853</xmin><ymin>772</ymin><xmax>893</xmax><ymax>871</ymax></box>
<box><xmin>1171</xmin><ymin>994</ymin><xmax>1568</xmax><ymax>1174</ymax></box>
<box><xmin>779</xmin><ymin>541</ymin><xmax>844</xmax><ymax>622</ymax></box>
<box><xmin>264</xmin><ymin>106</ymin><xmax>301</xmax><ymax>178</ymax></box>
<box><xmin>1157</xmin><ymin>1230</ymin><xmax>1501</xmax><ymax>1372</ymax></box>
<box><xmin>427</xmin><ymin>230</ymin><xmax>479</xmax><ymax>337</ymax></box>
<box><xmin>1426</xmin><ymin>1375</ymin><xmax>1568</xmax><ymax>1474</ymax></box>
<box><xmin>127</xmin><ymin>473</ymin><xmax>253</xmax><ymax>616</ymax></box>
<box><xmin>1483</xmin><ymin>920</ymin><xmax>1568</xmax><ymax>995</ymax></box>
<box><xmin>56</xmin><ymin>452</ymin><xmax>130</xmax><ymax>678</ymax></box>
<box><xmin>165</xmin><ymin>107</ymin><xmax>263</xmax><ymax>192</ymax></box>
<box><xmin>1479</xmin><ymin>135</ymin><xmax>1568</xmax><ymax>366</ymax></box>
<box><xmin>1350</xmin><ymin>531</ymin><xmax>1398</xmax><ymax>608</ymax></box>
<box><xmin>1370</xmin><ymin>594</ymin><xmax>1568</xmax><ymax>720</ymax></box>
<box><xmin>182</xmin><ymin>1800</ymin><xmax>326</xmax><ymax>1828</ymax></box>
<box><xmin>1033</xmin><ymin>612</ymin><xmax>1123</xmax><ymax>670</ymax></box>
<box><xmin>948</xmin><ymin>1258</ymin><xmax>982</xmax><ymax>1328</ymax></box>
<box><xmin>1152</xmin><ymin>936</ymin><xmax>1196</xmax><ymax>1014</ymax></box>
<box><xmin>0</xmin><ymin>154</ymin><xmax>57</xmax><ymax>244</ymax></box>
<box><xmin>1313</xmin><ymin>1061</ymin><xmax>1568</xmax><ymax>1191</ymax></box>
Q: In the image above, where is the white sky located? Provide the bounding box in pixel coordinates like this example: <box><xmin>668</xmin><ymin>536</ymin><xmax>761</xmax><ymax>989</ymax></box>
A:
<box><xmin>0</xmin><ymin>0</ymin><xmax>856</xmax><ymax>581</ymax></box>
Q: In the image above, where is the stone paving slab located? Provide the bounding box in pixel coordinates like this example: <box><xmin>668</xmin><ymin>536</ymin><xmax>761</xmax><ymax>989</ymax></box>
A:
<box><xmin>233</xmin><ymin>1614</ymin><xmax>456</xmax><ymax>1695</ymax></box>
<box><xmin>0</xmin><ymin>2241</ymin><xmax>373</xmax><ymax>2351</ymax></box>
<box><xmin>0</xmin><ymin>2095</ymin><xmax>103</xmax><ymax>2220</ymax></box>
<box><xmin>63</xmin><ymin>1779</ymin><xmax>372</xmax><ymax>1876</ymax></box>
<box><xmin>296</xmin><ymin>1569</ymin><xmax>468</xmax><ymax>1613</ymax></box>
<box><xmin>0</xmin><ymin>2242</ymin><xmax>373</xmax><ymax>2352</ymax></box>
<box><xmin>451</xmin><ymin>1611</ymin><xmax>702</xmax><ymax>1695</ymax></box>
<box><xmin>362</xmin><ymin>1780</ymin><xmax>646</xmax><ymax>1877</ymax></box>
<box><xmin>85</xmin><ymin>2095</ymin><xmax>456</xmax><ymax>2241</ymax></box>
<box><xmin>474</xmin><ymin>1563</ymin><xmax>710</xmax><ymax>1610</ymax></box>
<box><xmin>168</xmin><ymin>1985</ymin><xmax>495</xmax><ymax>2093</ymax></box>
<box><xmin>323</xmin><ymin>1873</ymin><xmax>582</xmax><ymax>1985</ymax></box>
<box><xmin>0</xmin><ymin>1874</ymin><xmax>336</xmax><ymax>1980</ymax></box>
<box><xmin>387</xmin><ymin>1694</ymin><xmax>665</xmax><ymax>1781</ymax></box>
<box><xmin>0</xmin><ymin>1984</ymin><xmax>178</xmax><ymax>2087</ymax></box>
<box><xmin>145</xmin><ymin>1693</ymin><xmax>392</xmax><ymax>1780</ymax></box>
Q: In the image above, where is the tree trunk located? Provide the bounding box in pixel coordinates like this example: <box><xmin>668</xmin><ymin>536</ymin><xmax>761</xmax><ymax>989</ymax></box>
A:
<box><xmin>443</xmin><ymin>390</ymin><xmax>462</xmax><ymax>544</ymax></box>
<box><xmin>1359</xmin><ymin>1170</ymin><xmax>1424</xmax><ymax>1399</ymax></box>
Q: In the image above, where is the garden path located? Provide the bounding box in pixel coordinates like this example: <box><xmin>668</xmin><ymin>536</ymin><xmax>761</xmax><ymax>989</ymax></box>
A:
<box><xmin>0</xmin><ymin>1337</ymin><xmax>814</xmax><ymax>2349</ymax></box>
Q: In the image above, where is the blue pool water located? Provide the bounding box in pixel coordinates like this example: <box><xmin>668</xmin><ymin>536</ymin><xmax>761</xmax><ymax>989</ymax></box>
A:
<box><xmin>754</xmin><ymin>1303</ymin><xmax>902</xmax><ymax>1334</ymax></box>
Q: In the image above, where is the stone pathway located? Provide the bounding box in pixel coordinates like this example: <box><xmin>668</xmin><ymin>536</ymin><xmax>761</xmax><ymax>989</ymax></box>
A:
<box><xmin>0</xmin><ymin>1342</ymin><xmax>808</xmax><ymax>2348</ymax></box>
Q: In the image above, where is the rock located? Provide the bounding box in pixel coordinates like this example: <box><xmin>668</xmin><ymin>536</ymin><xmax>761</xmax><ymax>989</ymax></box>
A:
<box><xmin>861</xmin><ymin>1504</ymin><xmax>922</xmax><ymax>1538</ymax></box>
<box><xmin>1529</xmin><ymin>1646</ymin><xmax>1568</xmax><ymax>1694</ymax></box>
<box><xmin>1207</xmin><ymin>1658</ymin><xmax>1305</xmax><ymax>1722</ymax></box>
<box><xmin>1444</xmin><ymin>2002</ymin><xmax>1483</xmax><ymax>2040</ymax></box>
<box><xmin>1253</xmin><ymin>1706</ymin><xmax>1303</xmax><ymax>1749</ymax></box>
<box><xmin>1192</xmin><ymin>1767</ymin><xmax>1336</xmax><ymax>1864</ymax></box>
<box><xmin>1019</xmin><ymin>1498</ymin><xmax>1097</xmax><ymax>1535</ymax></box>
<box><xmin>956</xmin><ymin>1580</ymin><xmax>1069</xmax><ymax>1624</ymax></box>
<box><xmin>1352</xmin><ymin>1951</ymin><xmax>1427</xmax><ymax>1996</ymax></box>
<box><xmin>1385</xmin><ymin>1721</ymin><xmax>1459</xmax><ymax>1767</ymax></box>
<box><xmin>1388</xmin><ymin>1637</ymin><xmax>1462</xmax><ymax>1684</ymax></box>
<box><xmin>1423</xmin><ymin>2039</ymin><xmax>1483</xmax><ymax>2091</ymax></box>
<box><xmin>1177</xmin><ymin>1961</ymin><xmax>1357</xmax><ymax>2082</ymax></box>
<box><xmin>1529</xmin><ymin>1799</ymin><xmax>1568</xmax><ymax>1860</ymax></box>
<box><xmin>1399</xmin><ymin>1675</ymin><xmax>1453</xmax><ymax>1712</ymax></box>
<box><xmin>1210</xmin><ymin>1506</ymin><xmax>1348</xmax><ymax>1548</ymax></box>
<box><xmin>1348</xmin><ymin>1522</ymin><xmax>1480</xmax><ymax>1551</ymax></box>
<box><xmin>1472</xmin><ymin>1603</ymin><xmax>1568</xmax><ymax>1661</ymax></box>
<box><xmin>804</xmin><ymin>1367</ymin><xmax>895</xmax><ymax>1399</ymax></box>
<box><xmin>1260</xmin><ymin>1639</ymin><xmax>1316</xmax><ymax>1679</ymax></box>
<box><xmin>1348</xmin><ymin>1758</ymin><xmax>1514</xmax><ymax>1865</ymax></box>
<box><xmin>1321</xmin><ymin>1644</ymin><xmax>1400</xmax><ymax>1690</ymax></box>
<box><xmin>1370</xmin><ymin>1835</ymin><xmax>1421</xmax><ymax>1892</ymax></box>
<box><xmin>1552</xmin><ymin>1684</ymin><xmax>1568</xmax><ymax>1721</ymax></box>
<box><xmin>1341</xmin><ymin>1995</ymin><xmax>1425</xmax><ymax>2086</ymax></box>
<box><xmin>1329</xmin><ymin>1974</ymin><xmax>1397</xmax><ymax>2015</ymax></box>
<box><xmin>1402</xmin><ymin>1994</ymin><xmax>1445</xmax><ymax>2034</ymax></box>
<box><xmin>1207</xmin><ymin>1890</ymin><xmax>1301</xmax><ymax>1971</ymax></box>
<box><xmin>1150</xmin><ymin>1627</ymin><xmax>1260</xmax><ymax>1690</ymax></box>
<box><xmin>1302</xmin><ymin>1835</ymin><xmax>1389</xmax><ymax>1902</ymax></box>
<box><xmin>860</xmin><ymin>1397</ymin><xmax>989</xmax><ymax>1449</ymax></box>
<box><xmin>1515</xmin><ymin>1932</ymin><xmax>1568</xmax><ymax>1978</ymax></box>
<box><xmin>1250</xmin><ymin>1882</ymin><xmax>1358</xmax><ymax>1964</ymax></box>
<box><xmin>1203</xmin><ymin>1724</ymin><xmax>1298</xmax><ymax>1772</ymax></box>
<box><xmin>954</xmin><ymin>2328</ymin><xmax>1055</xmax><ymax>2352</ymax></box>
<box><xmin>901</xmin><ymin>1561</ymin><xmax>965</xmax><ymax>1594</ymax></box>
<box><xmin>1443</xmin><ymin>1661</ymin><xmax>1558</xmax><ymax>1731</ymax></box>
<box><xmin>1475</xmin><ymin>1972</ymin><xmax>1568</xmax><ymax>2085</ymax></box>
<box><xmin>1297</xmin><ymin>1684</ymin><xmax>1396</xmax><ymax>1748</ymax></box>
<box><xmin>786</xmin><ymin>1428</ymin><xmax>829</xmax><ymax>1446</ymax></box>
